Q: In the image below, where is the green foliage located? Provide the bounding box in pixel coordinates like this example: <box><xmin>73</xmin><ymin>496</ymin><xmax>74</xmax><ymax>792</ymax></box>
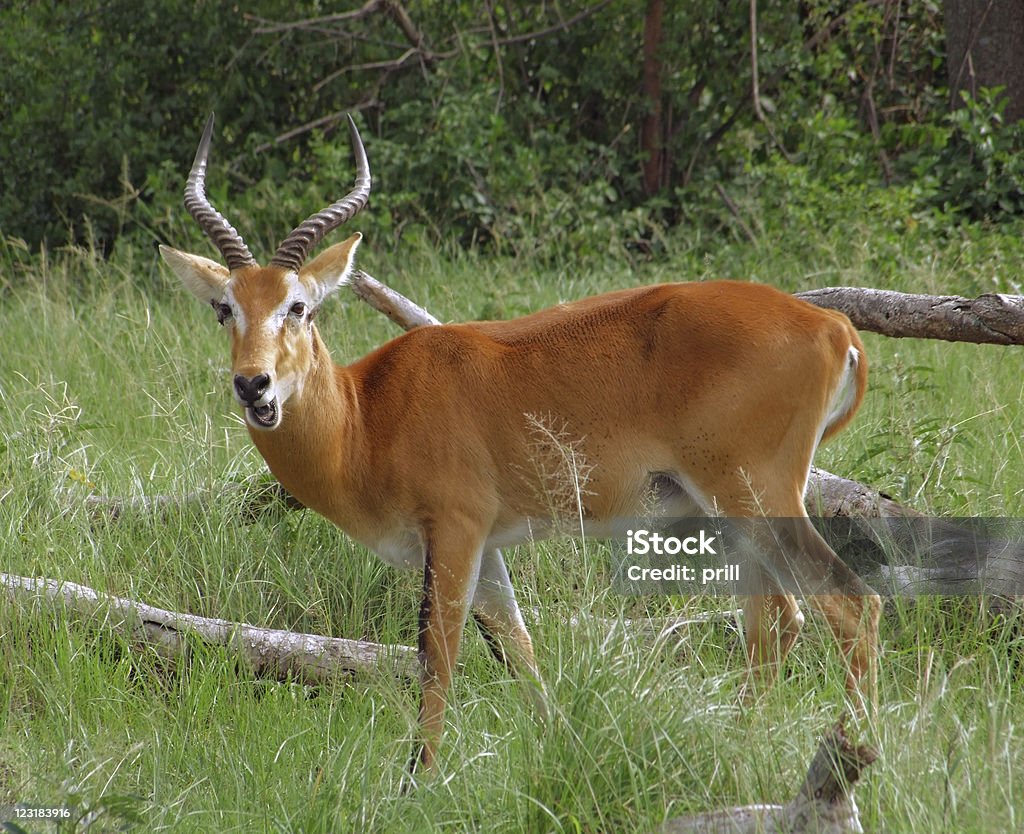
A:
<box><xmin>0</xmin><ymin>0</ymin><xmax>370</xmax><ymax>251</ymax></box>
<box><xmin>0</xmin><ymin>1</ymin><xmax>954</xmax><ymax>258</ymax></box>
<box><xmin>897</xmin><ymin>87</ymin><xmax>1024</xmax><ymax>221</ymax></box>
<box><xmin>2</xmin><ymin>0</ymin><xmax>1024</xmax><ymax>267</ymax></box>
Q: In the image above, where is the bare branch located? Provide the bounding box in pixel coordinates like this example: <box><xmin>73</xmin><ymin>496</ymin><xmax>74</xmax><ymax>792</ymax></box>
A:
<box><xmin>247</xmin><ymin>0</ymin><xmax>386</xmax><ymax>35</ymax></box>
<box><xmin>484</xmin><ymin>0</ymin><xmax>507</xmax><ymax>112</ymax></box>
<box><xmin>803</xmin><ymin>0</ymin><xmax>887</xmax><ymax>53</ymax></box>
<box><xmin>311</xmin><ymin>48</ymin><xmax>422</xmax><ymax>96</ymax></box>
<box><xmin>249</xmin><ymin>0</ymin><xmax>438</xmax><ymax>59</ymax></box>
<box><xmin>749</xmin><ymin>0</ymin><xmax>764</xmax><ymax>123</ymax></box>
<box><xmin>253</xmin><ymin>110</ymin><xmax>350</xmax><ymax>155</ymax></box>
<box><xmin>749</xmin><ymin>0</ymin><xmax>796</xmax><ymax>163</ymax></box>
<box><xmin>641</xmin><ymin>0</ymin><xmax>665</xmax><ymax>196</ymax></box>
<box><xmin>714</xmin><ymin>183</ymin><xmax>758</xmax><ymax>244</ymax></box>
<box><xmin>253</xmin><ymin>0</ymin><xmax>612</xmax><ymax>51</ymax></box>
<box><xmin>384</xmin><ymin>0</ymin><xmax>428</xmax><ymax>50</ymax></box>
<box><xmin>492</xmin><ymin>0</ymin><xmax>615</xmax><ymax>47</ymax></box>
<box><xmin>249</xmin><ymin>0</ymin><xmax>442</xmax><ymax>107</ymax></box>
<box><xmin>249</xmin><ymin>0</ymin><xmax>612</xmax><ymax>146</ymax></box>
<box><xmin>348</xmin><ymin>269</ymin><xmax>442</xmax><ymax>328</ymax></box>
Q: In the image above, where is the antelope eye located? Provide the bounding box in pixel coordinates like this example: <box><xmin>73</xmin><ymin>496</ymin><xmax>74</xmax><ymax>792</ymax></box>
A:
<box><xmin>289</xmin><ymin>301</ymin><xmax>306</xmax><ymax>318</ymax></box>
<box><xmin>214</xmin><ymin>302</ymin><xmax>233</xmax><ymax>325</ymax></box>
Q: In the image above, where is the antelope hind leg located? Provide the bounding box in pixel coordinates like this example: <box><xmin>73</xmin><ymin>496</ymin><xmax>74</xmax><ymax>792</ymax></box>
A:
<box><xmin>472</xmin><ymin>548</ymin><xmax>549</xmax><ymax>721</ymax></box>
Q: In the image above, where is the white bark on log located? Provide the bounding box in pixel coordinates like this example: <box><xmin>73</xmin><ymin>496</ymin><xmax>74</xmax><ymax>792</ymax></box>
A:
<box><xmin>1</xmin><ymin>573</ymin><xmax>418</xmax><ymax>682</ymax></box>
<box><xmin>795</xmin><ymin>287</ymin><xmax>1024</xmax><ymax>345</ymax></box>
<box><xmin>805</xmin><ymin>467</ymin><xmax>923</xmax><ymax>519</ymax></box>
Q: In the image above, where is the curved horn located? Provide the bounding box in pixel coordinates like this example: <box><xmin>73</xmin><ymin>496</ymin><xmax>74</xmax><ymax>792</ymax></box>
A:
<box><xmin>270</xmin><ymin>114</ymin><xmax>371</xmax><ymax>273</ymax></box>
<box><xmin>183</xmin><ymin>113</ymin><xmax>256</xmax><ymax>271</ymax></box>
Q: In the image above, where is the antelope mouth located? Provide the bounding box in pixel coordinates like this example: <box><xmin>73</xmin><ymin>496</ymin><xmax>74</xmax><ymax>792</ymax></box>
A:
<box><xmin>246</xmin><ymin>398</ymin><xmax>280</xmax><ymax>430</ymax></box>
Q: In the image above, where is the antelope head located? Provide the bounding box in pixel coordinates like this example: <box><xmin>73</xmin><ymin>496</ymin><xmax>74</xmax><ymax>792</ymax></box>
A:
<box><xmin>159</xmin><ymin>114</ymin><xmax>370</xmax><ymax>431</ymax></box>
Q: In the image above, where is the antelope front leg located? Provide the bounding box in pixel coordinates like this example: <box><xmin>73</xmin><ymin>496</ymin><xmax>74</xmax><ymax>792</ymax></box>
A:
<box><xmin>409</xmin><ymin>531</ymin><xmax>483</xmax><ymax>777</ymax></box>
<box><xmin>740</xmin><ymin>579</ymin><xmax>804</xmax><ymax>703</ymax></box>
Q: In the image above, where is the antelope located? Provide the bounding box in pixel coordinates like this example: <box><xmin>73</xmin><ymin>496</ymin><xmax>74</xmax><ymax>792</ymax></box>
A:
<box><xmin>159</xmin><ymin>113</ymin><xmax>881</xmax><ymax>776</ymax></box>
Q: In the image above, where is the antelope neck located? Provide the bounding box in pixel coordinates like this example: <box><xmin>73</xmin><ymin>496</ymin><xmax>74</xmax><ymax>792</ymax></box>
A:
<box><xmin>247</xmin><ymin>328</ymin><xmax>362</xmax><ymax>518</ymax></box>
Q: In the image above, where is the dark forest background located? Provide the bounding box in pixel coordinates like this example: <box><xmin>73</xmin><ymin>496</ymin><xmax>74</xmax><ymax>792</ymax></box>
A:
<box><xmin>3</xmin><ymin>1</ymin><xmax>1024</xmax><ymax>264</ymax></box>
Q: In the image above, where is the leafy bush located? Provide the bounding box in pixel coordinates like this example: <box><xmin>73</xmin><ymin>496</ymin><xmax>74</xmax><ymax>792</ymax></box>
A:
<box><xmin>897</xmin><ymin>87</ymin><xmax>1024</xmax><ymax>221</ymax></box>
<box><xmin>0</xmin><ymin>0</ymin><xmax>357</xmax><ymax>252</ymax></box>
<box><xmin>4</xmin><ymin>0</ymin><xmax>1024</xmax><ymax>266</ymax></box>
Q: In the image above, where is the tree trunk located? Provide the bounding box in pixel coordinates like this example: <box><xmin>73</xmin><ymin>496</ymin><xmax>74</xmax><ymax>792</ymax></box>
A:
<box><xmin>944</xmin><ymin>0</ymin><xmax>1024</xmax><ymax>121</ymax></box>
<box><xmin>641</xmin><ymin>0</ymin><xmax>665</xmax><ymax>195</ymax></box>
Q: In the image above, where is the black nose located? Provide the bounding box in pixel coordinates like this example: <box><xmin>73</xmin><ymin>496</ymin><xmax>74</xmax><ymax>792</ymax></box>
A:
<box><xmin>234</xmin><ymin>373</ymin><xmax>270</xmax><ymax>405</ymax></box>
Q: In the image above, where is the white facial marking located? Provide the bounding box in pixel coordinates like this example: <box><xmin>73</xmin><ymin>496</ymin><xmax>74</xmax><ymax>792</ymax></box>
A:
<box><xmin>224</xmin><ymin>287</ymin><xmax>247</xmax><ymax>335</ymax></box>
<box><xmin>282</xmin><ymin>272</ymin><xmax>308</xmax><ymax>315</ymax></box>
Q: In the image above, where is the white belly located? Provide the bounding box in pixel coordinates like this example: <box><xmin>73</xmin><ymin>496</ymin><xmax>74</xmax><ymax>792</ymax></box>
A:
<box><xmin>368</xmin><ymin>531</ymin><xmax>424</xmax><ymax>570</ymax></box>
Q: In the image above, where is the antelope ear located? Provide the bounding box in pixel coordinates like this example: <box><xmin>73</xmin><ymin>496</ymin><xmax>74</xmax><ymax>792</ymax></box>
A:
<box><xmin>159</xmin><ymin>245</ymin><xmax>230</xmax><ymax>304</ymax></box>
<box><xmin>299</xmin><ymin>233</ymin><xmax>361</xmax><ymax>307</ymax></box>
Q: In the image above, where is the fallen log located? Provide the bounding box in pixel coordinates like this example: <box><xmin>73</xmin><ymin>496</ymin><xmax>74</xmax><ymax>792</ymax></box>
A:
<box><xmin>656</xmin><ymin>720</ymin><xmax>876</xmax><ymax>834</ymax></box>
<box><xmin>807</xmin><ymin>468</ymin><xmax>1024</xmax><ymax>598</ymax></box>
<box><xmin>57</xmin><ymin>476</ymin><xmax>301</xmax><ymax>523</ymax></box>
<box><xmin>1</xmin><ymin>573</ymin><xmax>418</xmax><ymax>682</ymax></box>
<box><xmin>806</xmin><ymin>467</ymin><xmax>922</xmax><ymax>519</ymax></box>
<box><xmin>795</xmin><ymin>287</ymin><xmax>1024</xmax><ymax>345</ymax></box>
<box><xmin>829</xmin><ymin>517</ymin><xmax>1023</xmax><ymax>600</ymax></box>
<box><xmin>2</xmin><ymin>569</ymin><xmax>741</xmax><ymax>687</ymax></box>
<box><xmin>350</xmin><ymin>270</ymin><xmax>1024</xmax><ymax>347</ymax></box>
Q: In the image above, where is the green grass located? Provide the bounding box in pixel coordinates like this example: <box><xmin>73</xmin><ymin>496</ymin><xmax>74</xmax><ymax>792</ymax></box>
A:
<box><xmin>1</xmin><ymin>219</ymin><xmax>1022</xmax><ymax>833</ymax></box>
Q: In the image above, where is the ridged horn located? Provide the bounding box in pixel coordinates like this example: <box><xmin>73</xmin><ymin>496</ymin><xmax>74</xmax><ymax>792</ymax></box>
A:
<box><xmin>183</xmin><ymin>113</ymin><xmax>256</xmax><ymax>271</ymax></box>
<box><xmin>270</xmin><ymin>114</ymin><xmax>371</xmax><ymax>273</ymax></box>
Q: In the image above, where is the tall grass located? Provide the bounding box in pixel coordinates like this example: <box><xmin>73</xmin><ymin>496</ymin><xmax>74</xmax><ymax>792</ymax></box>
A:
<box><xmin>1</xmin><ymin>220</ymin><xmax>1021</xmax><ymax>832</ymax></box>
